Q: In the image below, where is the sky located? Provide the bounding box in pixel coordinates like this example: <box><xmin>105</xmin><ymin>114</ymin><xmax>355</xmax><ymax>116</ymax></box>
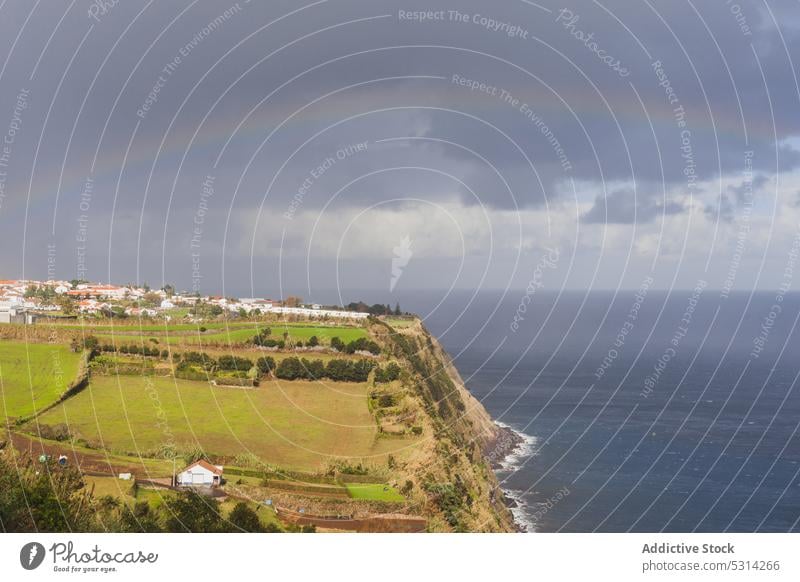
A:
<box><xmin>0</xmin><ymin>0</ymin><xmax>799</xmax><ymax>303</ymax></box>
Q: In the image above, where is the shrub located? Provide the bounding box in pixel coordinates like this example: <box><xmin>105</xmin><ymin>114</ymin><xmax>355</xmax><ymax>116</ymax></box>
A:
<box><xmin>251</xmin><ymin>327</ymin><xmax>272</xmax><ymax>346</ymax></box>
<box><xmin>344</xmin><ymin>337</ymin><xmax>380</xmax><ymax>355</ymax></box>
<box><xmin>217</xmin><ymin>355</ymin><xmax>253</xmax><ymax>372</ymax></box>
<box><xmin>308</xmin><ymin>335</ymin><xmax>319</xmax><ymax>347</ymax></box>
<box><xmin>164</xmin><ymin>491</ymin><xmax>223</xmax><ymax>533</ymax></box>
<box><xmin>275</xmin><ymin>357</ymin><xmax>304</xmax><ymax>380</ymax></box>
<box><xmin>256</xmin><ymin>356</ymin><xmax>276</xmax><ymax>375</ymax></box>
<box><xmin>181</xmin><ymin>351</ymin><xmax>215</xmax><ymax>371</ymax></box>
<box><xmin>38</xmin><ymin>423</ymin><xmax>71</xmax><ymax>441</ymax></box>
<box><xmin>227</xmin><ymin>502</ymin><xmax>264</xmax><ymax>532</ymax></box>
<box><xmin>375</xmin><ymin>362</ymin><xmax>401</xmax><ymax>383</ymax></box>
<box><xmin>300</xmin><ymin>358</ymin><xmax>325</xmax><ymax>380</ymax></box>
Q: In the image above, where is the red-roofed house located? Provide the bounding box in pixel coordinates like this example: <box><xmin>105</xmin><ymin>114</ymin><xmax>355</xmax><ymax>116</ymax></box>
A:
<box><xmin>175</xmin><ymin>460</ymin><xmax>224</xmax><ymax>488</ymax></box>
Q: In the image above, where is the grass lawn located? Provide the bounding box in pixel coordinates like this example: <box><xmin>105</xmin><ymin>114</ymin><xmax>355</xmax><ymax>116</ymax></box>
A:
<box><xmin>84</xmin><ymin>475</ymin><xmax>136</xmax><ymax>500</ymax></box>
<box><xmin>36</xmin><ymin>375</ymin><xmax>416</xmax><ymax>472</ymax></box>
<box><xmin>345</xmin><ymin>483</ymin><xmax>405</xmax><ymax>502</ymax></box>
<box><xmin>135</xmin><ymin>487</ymin><xmax>174</xmax><ymax>508</ymax></box>
<box><xmin>384</xmin><ymin>318</ymin><xmax>416</xmax><ymax>329</ymax></box>
<box><xmin>93</xmin><ymin>323</ymin><xmax>366</xmax><ymax>347</ymax></box>
<box><xmin>0</xmin><ymin>341</ymin><xmax>82</xmax><ymax>421</ymax></box>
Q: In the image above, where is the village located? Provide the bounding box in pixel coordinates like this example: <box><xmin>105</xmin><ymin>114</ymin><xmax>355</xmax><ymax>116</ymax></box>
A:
<box><xmin>0</xmin><ymin>278</ymin><xmax>370</xmax><ymax>324</ymax></box>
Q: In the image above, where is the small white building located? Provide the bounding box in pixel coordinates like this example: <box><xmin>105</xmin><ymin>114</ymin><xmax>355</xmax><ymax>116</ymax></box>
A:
<box><xmin>175</xmin><ymin>460</ymin><xmax>223</xmax><ymax>488</ymax></box>
<box><xmin>160</xmin><ymin>299</ymin><xmax>175</xmax><ymax>309</ymax></box>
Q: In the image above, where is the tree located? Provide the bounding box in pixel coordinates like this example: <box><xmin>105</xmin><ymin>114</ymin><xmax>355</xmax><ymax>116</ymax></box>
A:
<box><xmin>330</xmin><ymin>337</ymin><xmax>345</xmax><ymax>352</ymax></box>
<box><xmin>56</xmin><ymin>295</ymin><xmax>75</xmax><ymax>315</ymax></box>
<box><xmin>119</xmin><ymin>501</ymin><xmax>162</xmax><ymax>532</ymax></box>
<box><xmin>226</xmin><ymin>502</ymin><xmax>263</xmax><ymax>532</ymax></box>
<box><xmin>324</xmin><ymin>359</ymin><xmax>350</xmax><ymax>382</ymax></box>
<box><xmin>141</xmin><ymin>292</ymin><xmax>162</xmax><ymax>307</ymax></box>
<box><xmin>284</xmin><ymin>295</ymin><xmax>303</xmax><ymax>307</ymax></box>
<box><xmin>300</xmin><ymin>358</ymin><xmax>325</xmax><ymax>380</ymax></box>
<box><xmin>376</xmin><ymin>362</ymin><xmax>401</xmax><ymax>383</ymax></box>
<box><xmin>218</xmin><ymin>355</ymin><xmax>254</xmax><ymax>372</ymax></box>
<box><xmin>0</xmin><ymin>457</ymin><xmax>94</xmax><ymax>532</ymax></box>
<box><xmin>276</xmin><ymin>357</ymin><xmax>304</xmax><ymax>380</ymax></box>
<box><xmin>345</xmin><ymin>338</ymin><xmax>381</xmax><ymax>355</ymax></box>
<box><xmin>308</xmin><ymin>335</ymin><xmax>319</xmax><ymax>347</ymax></box>
<box><xmin>164</xmin><ymin>490</ymin><xmax>224</xmax><ymax>532</ymax></box>
<box><xmin>252</xmin><ymin>328</ymin><xmax>272</xmax><ymax>346</ymax></box>
<box><xmin>256</xmin><ymin>356</ymin><xmax>276</xmax><ymax>375</ymax></box>
<box><xmin>162</xmin><ymin>284</ymin><xmax>175</xmax><ymax>297</ymax></box>
<box><xmin>394</xmin><ymin>302</ymin><xmax>402</xmax><ymax>316</ymax></box>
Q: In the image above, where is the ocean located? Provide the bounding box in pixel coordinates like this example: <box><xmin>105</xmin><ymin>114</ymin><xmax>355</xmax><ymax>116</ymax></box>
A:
<box><xmin>399</xmin><ymin>290</ymin><xmax>800</xmax><ymax>532</ymax></box>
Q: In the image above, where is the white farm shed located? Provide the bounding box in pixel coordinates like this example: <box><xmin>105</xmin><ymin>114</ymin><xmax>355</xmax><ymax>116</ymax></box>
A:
<box><xmin>176</xmin><ymin>460</ymin><xmax>223</xmax><ymax>487</ymax></box>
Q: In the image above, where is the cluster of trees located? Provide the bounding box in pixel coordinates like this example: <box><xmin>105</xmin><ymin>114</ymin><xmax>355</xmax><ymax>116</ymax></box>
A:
<box><xmin>191</xmin><ymin>301</ymin><xmax>224</xmax><ymax>318</ymax></box>
<box><xmin>374</xmin><ymin>362</ymin><xmax>401</xmax><ymax>383</ymax></box>
<box><xmin>99</xmin><ymin>343</ymin><xmax>169</xmax><ymax>359</ymax></box>
<box><xmin>0</xmin><ymin>456</ymin><xmax>289</xmax><ymax>532</ymax></box>
<box><xmin>256</xmin><ymin>356</ymin><xmax>276</xmax><ymax>375</ymax></box>
<box><xmin>345</xmin><ymin>301</ymin><xmax>403</xmax><ymax>316</ymax></box>
<box><xmin>275</xmin><ymin>357</ymin><xmax>376</xmax><ymax>382</ymax></box>
<box><xmin>330</xmin><ymin>336</ymin><xmax>381</xmax><ymax>355</ymax></box>
<box><xmin>217</xmin><ymin>355</ymin><xmax>254</xmax><ymax>371</ymax></box>
<box><xmin>252</xmin><ymin>327</ymin><xmax>283</xmax><ymax>348</ymax></box>
<box><xmin>24</xmin><ymin>284</ymin><xmax>58</xmax><ymax>301</ymax></box>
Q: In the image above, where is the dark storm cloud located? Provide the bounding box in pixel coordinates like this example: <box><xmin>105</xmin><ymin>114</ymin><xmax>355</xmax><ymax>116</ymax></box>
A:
<box><xmin>704</xmin><ymin>173</ymin><xmax>770</xmax><ymax>222</ymax></box>
<box><xmin>582</xmin><ymin>187</ymin><xmax>685</xmax><ymax>224</ymax></box>
<box><xmin>0</xmin><ymin>0</ymin><xmax>797</xmax><ymax>291</ymax></box>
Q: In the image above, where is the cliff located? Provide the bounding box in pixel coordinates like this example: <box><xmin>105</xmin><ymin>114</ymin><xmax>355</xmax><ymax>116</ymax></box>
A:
<box><xmin>372</xmin><ymin>318</ymin><xmax>518</xmax><ymax>532</ymax></box>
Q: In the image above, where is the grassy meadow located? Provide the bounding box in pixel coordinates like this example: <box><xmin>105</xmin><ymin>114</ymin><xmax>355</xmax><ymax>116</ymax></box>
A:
<box><xmin>89</xmin><ymin>323</ymin><xmax>367</xmax><ymax>347</ymax></box>
<box><xmin>36</xmin><ymin>374</ymin><xmax>416</xmax><ymax>471</ymax></box>
<box><xmin>0</xmin><ymin>341</ymin><xmax>81</xmax><ymax>421</ymax></box>
<box><xmin>345</xmin><ymin>482</ymin><xmax>405</xmax><ymax>502</ymax></box>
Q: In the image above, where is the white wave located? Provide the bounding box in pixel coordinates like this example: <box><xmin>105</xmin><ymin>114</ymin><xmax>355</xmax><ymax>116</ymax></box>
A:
<box><xmin>494</xmin><ymin>422</ymin><xmax>538</xmax><ymax>473</ymax></box>
<box><xmin>502</xmin><ymin>488</ymin><xmax>537</xmax><ymax>532</ymax></box>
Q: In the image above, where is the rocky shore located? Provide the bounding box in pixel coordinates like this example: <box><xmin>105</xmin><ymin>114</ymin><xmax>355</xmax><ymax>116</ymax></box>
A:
<box><xmin>484</xmin><ymin>423</ymin><xmax>526</xmax><ymax>469</ymax></box>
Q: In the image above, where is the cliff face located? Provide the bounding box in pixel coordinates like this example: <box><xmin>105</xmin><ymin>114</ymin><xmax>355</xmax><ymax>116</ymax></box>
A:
<box><xmin>372</xmin><ymin>319</ymin><xmax>517</xmax><ymax>532</ymax></box>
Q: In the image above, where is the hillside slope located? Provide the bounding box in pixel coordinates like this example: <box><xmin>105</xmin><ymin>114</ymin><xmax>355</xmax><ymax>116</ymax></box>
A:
<box><xmin>374</xmin><ymin>318</ymin><xmax>517</xmax><ymax>532</ymax></box>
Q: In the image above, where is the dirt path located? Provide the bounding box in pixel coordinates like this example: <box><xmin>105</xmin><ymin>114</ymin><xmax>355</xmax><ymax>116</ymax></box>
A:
<box><xmin>8</xmin><ymin>431</ymin><xmax>159</xmax><ymax>476</ymax></box>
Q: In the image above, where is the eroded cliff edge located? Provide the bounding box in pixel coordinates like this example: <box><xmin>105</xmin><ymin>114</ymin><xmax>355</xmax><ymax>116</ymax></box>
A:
<box><xmin>372</xmin><ymin>318</ymin><xmax>519</xmax><ymax>532</ymax></box>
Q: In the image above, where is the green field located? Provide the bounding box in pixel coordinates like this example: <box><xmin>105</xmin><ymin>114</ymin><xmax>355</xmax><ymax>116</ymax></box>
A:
<box><xmin>92</xmin><ymin>323</ymin><xmax>367</xmax><ymax>346</ymax></box>
<box><xmin>36</xmin><ymin>374</ymin><xmax>415</xmax><ymax>471</ymax></box>
<box><xmin>47</xmin><ymin>320</ymin><xmax>256</xmax><ymax>333</ymax></box>
<box><xmin>0</xmin><ymin>341</ymin><xmax>81</xmax><ymax>421</ymax></box>
<box><xmin>384</xmin><ymin>318</ymin><xmax>417</xmax><ymax>329</ymax></box>
<box><xmin>345</xmin><ymin>483</ymin><xmax>405</xmax><ymax>502</ymax></box>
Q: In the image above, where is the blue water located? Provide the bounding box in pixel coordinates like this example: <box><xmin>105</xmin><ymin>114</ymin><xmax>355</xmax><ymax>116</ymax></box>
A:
<box><xmin>399</xmin><ymin>290</ymin><xmax>800</xmax><ymax>532</ymax></box>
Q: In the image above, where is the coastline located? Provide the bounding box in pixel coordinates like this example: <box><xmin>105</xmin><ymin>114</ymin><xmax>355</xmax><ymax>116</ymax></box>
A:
<box><xmin>485</xmin><ymin>421</ymin><xmax>538</xmax><ymax>532</ymax></box>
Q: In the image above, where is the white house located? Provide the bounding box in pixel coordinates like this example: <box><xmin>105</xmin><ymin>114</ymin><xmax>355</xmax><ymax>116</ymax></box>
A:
<box><xmin>0</xmin><ymin>304</ymin><xmax>35</xmax><ymax>324</ymax></box>
<box><xmin>176</xmin><ymin>460</ymin><xmax>223</xmax><ymax>487</ymax></box>
<box><xmin>160</xmin><ymin>299</ymin><xmax>175</xmax><ymax>309</ymax></box>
